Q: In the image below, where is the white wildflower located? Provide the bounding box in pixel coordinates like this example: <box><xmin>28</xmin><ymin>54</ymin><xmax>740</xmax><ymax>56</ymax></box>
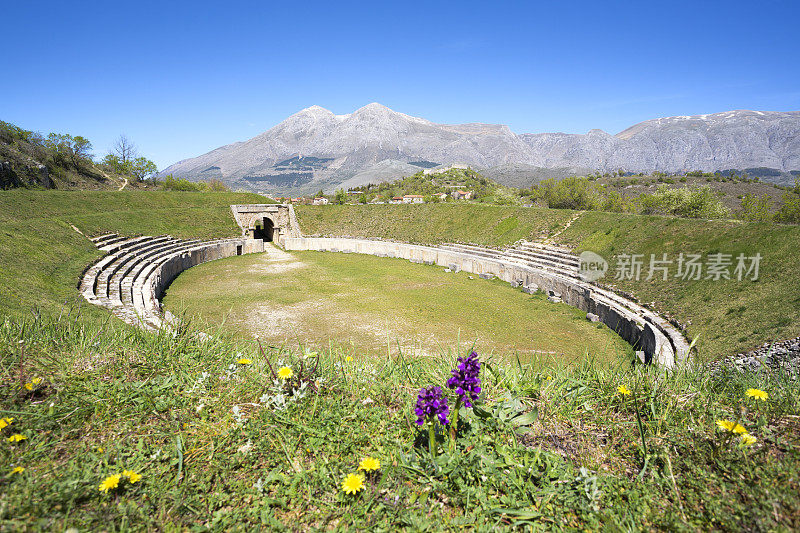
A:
<box><xmin>237</xmin><ymin>439</ymin><xmax>253</xmax><ymax>455</ymax></box>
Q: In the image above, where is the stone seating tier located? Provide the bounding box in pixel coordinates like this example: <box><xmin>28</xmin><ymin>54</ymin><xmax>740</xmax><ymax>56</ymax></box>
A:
<box><xmin>79</xmin><ymin>231</ymin><xmax>687</xmax><ymax>368</ymax></box>
<box><xmin>80</xmin><ymin>235</ymin><xmax>263</xmax><ymax>330</ymax></box>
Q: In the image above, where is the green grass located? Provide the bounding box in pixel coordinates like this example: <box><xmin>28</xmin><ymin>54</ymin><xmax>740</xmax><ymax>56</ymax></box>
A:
<box><xmin>295</xmin><ymin>204</ymin><xmax>576</xmax><ymax>246</ymax></box>
<box><xmin>1</xmin><ymin>191</ymin><xmax>798</xmax><ymax>529</ymax></box>
<box><xmin>163</xmin><ymin>247</ymin><xmax>632</xmax><ymax>365</ymax></box>
<box><xmin>297</xmin><ymin>205</ymin><xmax>800</xmax><ymax>361</ymax></box>
<box><xmin>0</xmin><ymin>190</ymin><xmax>269</xmax><ymax>316</ymax></box>
<box><xmin>1</xmin><ymin>313</ymin><xmax>797</xmax><ymax>530</ymax></box>
<box><xmin>557</xmin><ymin>212</ymin><xmax>800</xmax><ymax>361</ymax></box>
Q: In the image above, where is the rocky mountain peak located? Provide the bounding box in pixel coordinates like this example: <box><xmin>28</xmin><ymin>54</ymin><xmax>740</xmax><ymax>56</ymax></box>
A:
<box><xmin>160</xmin><ymin>104</ymin><xmax>800</xmax><ymax>195</ymax></box>
<box><xmin>353</xmin><ymin>102</ymin><xmax>391</xmax><ymax>114</ymax></box>
<box><xmin>296</xmin><ymin>104</ymin><xmax>334</xmax><ymax>116</ymax></box>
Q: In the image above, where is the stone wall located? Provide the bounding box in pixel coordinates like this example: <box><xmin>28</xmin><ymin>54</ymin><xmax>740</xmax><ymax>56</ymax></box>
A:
<box><xmin>79</xmin><ymin>236</ymin><xmax>266</xmax><ymax>330</ymax></box>
<box><xmin>230</xmin><ymin>204</ymin><xmax>299</xmax><ymax>246</ymax></box>
<box><xmin>285</xmin><ymin>236</ymin><xmax>689</xmax><ymax>368</ymax></box>
<box><xmin>144</xmin><ymin>238</ymin><xmax>265</xmax><ymax>328</ymax></box>
<box><xmin>81</xmin><ymin>228</ymin><xmax>689</xmax><ymax>369</ymax></box>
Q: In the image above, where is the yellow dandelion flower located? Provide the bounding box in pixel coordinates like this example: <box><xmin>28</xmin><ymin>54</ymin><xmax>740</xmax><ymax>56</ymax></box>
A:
<box><xmin>31</xmin><ymin>378</ymin><xmax>42</xmax><ymax>385</ymax></box>
<box><xmin>358</xmin><ymin>457</ymin><xmax>381</xmax><ymax>472</ymax></box>
<box><xmin>341</xmin><ymin>473</ymin><xmax>364</xmax><ymax>495</ymax></box>
<box><xmin>277</xmin><ymin>366</ymin><xmax>293</xmax><ymax>380</ymax></box>
<box><xmin>7</xmin><ymin>434</ymin><xmax>26</xmax><ymax>443</ymax></box>
<box><xmin>716</xmin><ymin>419</ymin><xmax>748</xmax><ymax>434</ymax></box>
<box><xmin>11</xmin><ymin>466</ymin><xmax>24</xmax><ymax>475</ymax></box>
<box><xmin>123</xmin><ymin>469</ymin><xmax>142</xmax><ymax>484</ymax></box>
<box><xmin>98</xmin><ymin>474</ymin><xmax>122</xmax><ymax>493</ymax></box>
<box><xmin>617</xmin><ymin>385</ymin><xmax>631</xmax><ymax>396</ymax></box>
<box><xmin>745</xmin><ymin>388</ymin><xmax>768</xmax><ymax>401</ymax></box>
<box><xmin>741</xmin><ymin>434</ymin><xmax>757</xmax><ymax>446</ymax></box>
<box><xmin>237</xmin><ymin>358</ymin><xmax>252</xmax><ymax>365</ymax></box>
<box><xmin>97</xmin><ymin>446</ymin><xmax>104</xmax><ymax>453</ymax></box>
<box><xmin>0</xmin><ymin>417</ymin><xmax>12</xmax><ymax>430</ymax></box>
<box><xmin>345</xmin><ymin>356</ymin><xmax>353</xmax><ymax>362</ymax></box>
<box><xmin>24</xmin><ymin>383</ymin><xmax>33</xmax><ymax>391</ymax></box>
<box><xmin>546</xmin><ymin>376</ymin><xmax>553</xmax><ymax>381</ymax></box>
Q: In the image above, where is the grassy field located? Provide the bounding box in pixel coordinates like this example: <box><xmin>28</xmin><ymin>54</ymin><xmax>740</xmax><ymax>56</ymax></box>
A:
<box><xmin>0</xmin><ymin>191</ymin><xmax>798</xmax><ymax>529</ymax></box>
<box><xmin>295</xmin><ymin>204</ymin><xmax>576</xmax><ymax>246</ymax></box>
<box><xmin>558</xmin><ymin>212</ymin><xmax>800</xmax><ymax>361</ymax></box>
<box><xmin>1</xmin><ymin>313</ymin><xmax>797</xmax><ymax>530</ymax></box>
<box><xmin>297</xmin><ymin>204</ymin><xmax>800</xmax><ymax>361</ymax></box>
<box><xmin>0</xmin><ymin>190</ymin><xmax>268</xmax><ymax>316</ymax></box>
<box><xmin>163</xmin><ymin>246</ymin><xmax>632</xmax><ymax>365</ymax></box>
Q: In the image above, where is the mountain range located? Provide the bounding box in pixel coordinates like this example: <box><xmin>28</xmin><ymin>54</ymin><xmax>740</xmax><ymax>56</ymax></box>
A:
<box><xmin>160</xmin><ymin>104</ymin><xmax>800</xmax><ymax>194</ymax></box>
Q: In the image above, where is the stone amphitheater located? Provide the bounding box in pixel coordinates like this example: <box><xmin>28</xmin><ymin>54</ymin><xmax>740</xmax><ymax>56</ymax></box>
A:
<box><xmin>79</xmin><ymin>204</ymin><xmax>690</xmax><ymax>368</ymax></box>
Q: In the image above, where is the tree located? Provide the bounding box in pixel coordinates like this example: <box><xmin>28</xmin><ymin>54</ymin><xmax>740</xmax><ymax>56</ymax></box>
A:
<box><xmin>111</xmin><ymin>134</ymin><xmax>138</xmax><ymax>164</ymax></box>
<box><xmin>739</xmin><ymin>194</ymin><xmax>773</xmax><ymax>223</ymax></box>
<box><xmin>103</xmin><ymin>136</ymin><xmax>156</xmax><ymax>180</ymax></box>
<box><xmin>45</xmin><ymin>133</ymin><xmax>71</xmax><ymax>157</ymax></box>
<box><xmin>44</xmin><ymin>133</ymin><xmax>92</xmax><ymax>169</ymax></box>
<box><xmin>102</xmin><ymin>154</ymin><xmax>130</xmax><ymax>175</ymax></box>
<box><xmin>775</xmin><ymin>193</ymin><xmax>800</xmax><ymax>224</ymax></box>
<box><xmin>70</xmin><ymin>136</ymin><xmax>93</xmax><ymax>168</ymax></box>
<box><xmin>334</xmin><ymin>189</ymin><xmax>347</xmax><ymax>205</ymax></box>
<box><xmin>129</xmin><ymin>157</ymin><xmax>158</xmax><ymax>181</ymax></box>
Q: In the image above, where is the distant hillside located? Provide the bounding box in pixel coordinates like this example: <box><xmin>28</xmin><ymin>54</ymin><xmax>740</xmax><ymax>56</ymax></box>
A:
<box><xmin>0</xmin><ymin>120</ymin><xmax>119</xmax><ymax>190</ymax></box>
<box><xmin>0</xmin><ymin>120</ymin><xmax>169</xmax><ymax>192</ymax></box>
<box><xmin>160</xmin><ymin>104</ymin><xmax>800</xmax><ymax>195</ymax></box>
<box><xmin>346</xmin><ymin>167</ymin><xmax>511</xmax><ymax>203</ymax></box>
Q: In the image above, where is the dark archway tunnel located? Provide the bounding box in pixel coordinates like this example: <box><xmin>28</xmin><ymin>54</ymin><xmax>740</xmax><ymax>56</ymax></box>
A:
<box><xmin>253</xmin><ymin>217</ymin><xmax>274</xmax><ymax>242</ymax></box>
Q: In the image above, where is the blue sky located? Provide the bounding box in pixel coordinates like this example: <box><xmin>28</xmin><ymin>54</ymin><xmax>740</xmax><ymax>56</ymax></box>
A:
<box><xmin>3</xmin><ymin>0</ymin><xmax>799</xmax><ymax>170</ymax></box>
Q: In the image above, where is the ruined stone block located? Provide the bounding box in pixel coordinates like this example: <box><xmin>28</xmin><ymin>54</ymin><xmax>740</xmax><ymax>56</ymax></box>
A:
<box><xmin>522</xmin><ymin>284</ymin><xmax>539</xmax><ymax>294</ymax></box>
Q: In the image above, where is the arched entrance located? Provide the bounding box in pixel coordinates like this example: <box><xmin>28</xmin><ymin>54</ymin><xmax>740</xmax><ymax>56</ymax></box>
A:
<box><xmin>230</xmin><ymin>204</ymin><xmax>300</xmax><ymax>247</ymax></box>
<box><xmin>253</xmin><ymin>217</ymin><xmax>274</xmax><ymax>242</ymax></box>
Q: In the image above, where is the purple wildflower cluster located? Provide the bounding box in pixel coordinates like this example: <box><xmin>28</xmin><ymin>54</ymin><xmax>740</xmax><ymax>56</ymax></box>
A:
<box><xmin>414</xmin><ymin>386</ymin><xmax>450</xmax><ymax>426</ymax></box>
<box><xmin>446</xmin><ymin>351</ymin><xmax>482</xmax><ymax>407</ymax></box>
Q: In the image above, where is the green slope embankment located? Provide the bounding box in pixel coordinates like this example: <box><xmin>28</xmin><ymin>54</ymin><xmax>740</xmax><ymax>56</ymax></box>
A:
<box><xmin>296</xmin><ymin>204</ymin><xmax>800</xmax><ymax>360</ymax></box>
<box><xmin>0</xmin><ymin>190</ymin><xmax>268</xmax><ymax>316</ymax></box>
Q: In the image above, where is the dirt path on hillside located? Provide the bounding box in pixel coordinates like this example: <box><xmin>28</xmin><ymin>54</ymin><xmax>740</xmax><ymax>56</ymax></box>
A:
<box><xmin>544</xmin><ymin>211</ymin><xmax>583</xmax><ymax>244</ymax></box>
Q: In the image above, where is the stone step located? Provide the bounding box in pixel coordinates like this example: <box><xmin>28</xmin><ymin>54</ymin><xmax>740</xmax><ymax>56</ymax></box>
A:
<box><xmin>91</xmin><ymin>233</ymin><xmax>119</xmax><ymax>245</ymax></box>
<box><xmin>95</xmin><ymin>236</ymin><xmax>174</xmax><ymax>299</ymax></box>
<box><xmin>439</xmin><ymin>243</ymin><xmax>493</xmax><ymax>253</ymax></box>
<box><xmin>524</xmin><ymin>240</ymin><xmax>574</xmax><ymax>252</ymax></box>
<box><xmin>503</xmin><ymin>248</ymin><xmax>578</xmax><ymax>270</ymax></box>
<box><xmin>439</xmin><ymin>243</ymin><xmax>502</xmax><ymax>260</ymax></box>
<box><xmin>506</xmin><ymin>246</ymin><xmax>579</xmax><ymax>268</ymax></box>
<box><xmin>500</xmin><ymin>251</ymin><xmax>579</xmax><ymax>279</ymax></box>
<box><xmin>501</xmin><ymin>249</ymin><xmax>579</xmax><ymax>276</ymax></box>
<box><xmin>108</xmin><ymin>238</ymin><xmax>185</xmax><ymax>306</ymax></box>
<box><xmin>517</xmin><ymin>242</ymin><xmax>577</xmax><ymax>261</ymax></box>
<box><xmin>439</xmin><ymin>243</ymin><xmax>578</xmax><ymax>279</ymax></box>
<box><xmin>441</xmin><ymin>242</ymin><xmax>500</xmax><ymax>254</ymax></box>
<box><xmin>95</xmin><ymin>235</ymin><xmax>129</xmax><ymax>249</ymax></box>
<box><xmin>81</xmin><ymin>245</ymin><xmax>138</xmax><ymax>299</ymax></box>
<box><xmin>98</xmin><ymin>235</ymin><xmax>153</xmax><ymax>253</ymax></box>
<box><xmin>133</xmin><ymin>239</ymin><xmax>239</xmax><ymax>324</ymax></box>
<box><xmin>120</xmin><ymin>240</ymin><xmax>203</xmax><ymax>307</ymax></box>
